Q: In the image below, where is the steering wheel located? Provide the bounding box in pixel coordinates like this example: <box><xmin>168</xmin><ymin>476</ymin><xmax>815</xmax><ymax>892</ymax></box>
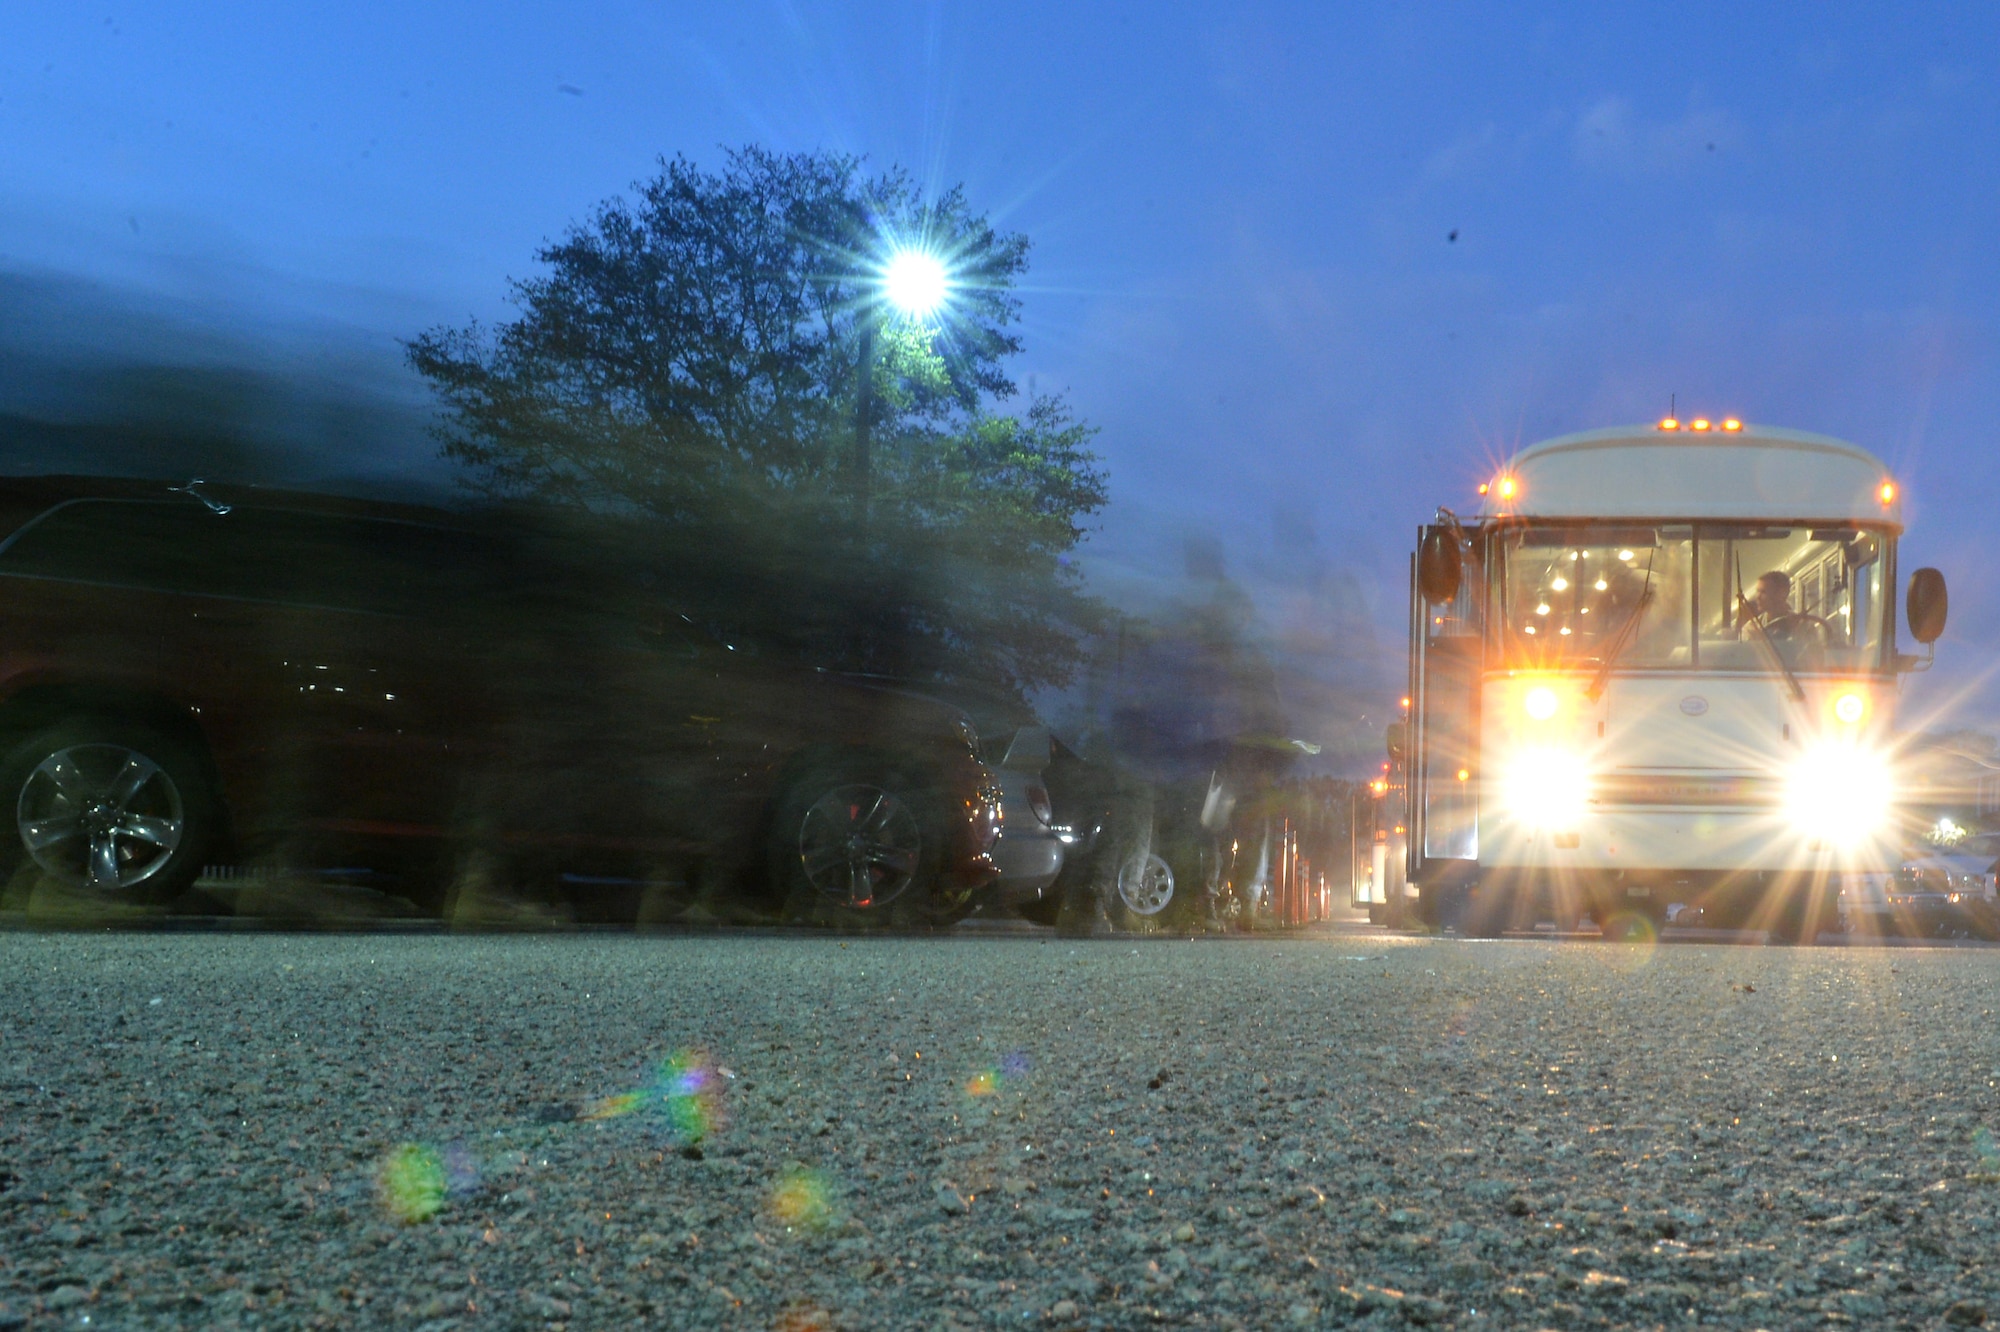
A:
<box><xmin>1760</xmin><ymin>612</ymin><xmax>1828</xmax><ymax>643</ymax></box>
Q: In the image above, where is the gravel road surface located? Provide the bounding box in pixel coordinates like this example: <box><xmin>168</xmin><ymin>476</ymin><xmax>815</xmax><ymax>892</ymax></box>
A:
<box><xmin>4</xmin><ymin>929</ymin><xmax>1999</xmax><ymax>1330</ymax></box>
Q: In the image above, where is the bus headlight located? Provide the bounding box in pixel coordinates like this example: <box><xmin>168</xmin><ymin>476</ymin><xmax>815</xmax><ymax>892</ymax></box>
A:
<box><xmin>1500</xmin><ymin>747</ymin><xmax>1590</xmax><ymax>828</ymax></box>
<box><xmin>1784</xmin><ymin>744</ymin><xmax>1893</xmax><ymax>847</ymax></box>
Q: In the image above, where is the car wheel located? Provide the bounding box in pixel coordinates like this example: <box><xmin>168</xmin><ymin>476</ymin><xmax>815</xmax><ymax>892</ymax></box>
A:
<box><xmin>1115</xmin><ymin>849</ymin><xmax>1175</xmax><ymax>918</ymax></box>
<box><xmin>0</xmin><ymin>721</ymin><xmax>215</xmax><ymax>906</ymax></box>
<box><xmin>771</xmin><ymin>767</ymin><xmax>961</xmax><ymax>929</ymax></box>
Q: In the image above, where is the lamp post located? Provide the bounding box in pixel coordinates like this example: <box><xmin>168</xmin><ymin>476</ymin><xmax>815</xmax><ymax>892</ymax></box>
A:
<box><xmin>853</xmin><ymin>249</ymin><xmax>950</xmax><ymax>520</ymax></box>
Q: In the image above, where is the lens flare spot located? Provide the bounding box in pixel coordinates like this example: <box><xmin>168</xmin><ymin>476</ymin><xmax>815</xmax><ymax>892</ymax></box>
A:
<box><xmin>778</xmin><ymin>1301</ymin><xmax>834</xmax><ymax>1332</ymax></box>
<box><xmin>1597</xmin><ymin>912</ymin><xmax>1660</xmax><ymax>973</ymax></box>
<box><xmin>1972</xmin><ymin>1127</ymin><xmax>2000</xmax><ymax>1182</ymax></box>
<box><xmin>582</xmin><ymin>1049</ymin><xmax>727</xmax><ymax>1144</ymax></box>
<box><xmin>655</xmin><ymin>1050</ymin><xmax>724</xmax><ymax>1144</ymax></box>
<box><xmin>769</xmin><ymin>1166</ymin><xmax>836</xmax><ymax>1233</ymax></box>
<box><xmin>378</xmin><ymin>1143</ymin><xmax>447</xmax><ymax>1223</ymax></box>
<box><xmin>965</xmin><ymin>1050</ymin><xmax>1030</xmax><ymax>1098</ymax></box>
<box><xmin>584</xmin><ymin>1091</ymin><xmax>644</xmax><ymax>1121</ymax></box>
<box><xmin>441</xmin><ymin>1142</ymin><xmax>482</xmax><ymax>1200</ymax></box>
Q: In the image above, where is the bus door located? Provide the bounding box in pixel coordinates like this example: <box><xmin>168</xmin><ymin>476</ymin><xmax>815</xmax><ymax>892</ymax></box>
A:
<box><xmin>1408</xmin><ymin>524</ymin><xmax>1483</xmax><ymax>884</ymax></box>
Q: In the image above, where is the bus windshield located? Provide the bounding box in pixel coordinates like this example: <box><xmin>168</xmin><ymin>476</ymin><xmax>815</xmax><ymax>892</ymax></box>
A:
<box><xmin>1500</xmin><ymin>527</ymin><xmax>1693</xmax><ymax>668</ymax></box>
<box><xmin>1695</xmin><ymin>525</ymin><xmax>1888</xmax><ymax>672</ymax></box>
<box><xmin>1498</xmin><ymin>524</ymin><xmax>1889</xmax><ymax>672</ymax></box>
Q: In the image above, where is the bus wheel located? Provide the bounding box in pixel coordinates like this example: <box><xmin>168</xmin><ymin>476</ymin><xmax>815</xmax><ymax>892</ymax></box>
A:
<box><xmin>1460</xmin><ymin>881</ymin><xmax>1509</xmax><ymax>939</ymax></box>
<box><xmin>1766</xmin><ymin>889</ymin><xmax>1836</xmax><ymax>946</ymax></box>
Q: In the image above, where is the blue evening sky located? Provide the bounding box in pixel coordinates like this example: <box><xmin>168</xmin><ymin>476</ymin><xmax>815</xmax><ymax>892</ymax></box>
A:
<box><xmin>3</xmin><ymin>2</ymin><xmax>1997</xmax><ymax>746</ymax></box>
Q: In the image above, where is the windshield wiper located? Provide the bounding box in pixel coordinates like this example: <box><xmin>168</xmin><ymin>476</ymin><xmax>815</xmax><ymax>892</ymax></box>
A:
<box><xmin>1584</xmin><ymin>583</ymin><xmax>1653</xmax><ymax>702</ymax></box>
<box><xmin>1744</xmin><ymin>612</ymin><xmax>1806</xmax><ymax>702</ymax></box>
<box><xmin>1734</xmin><ymin>550</ymin><xmax>1806</xmax><ymax>702</ymax></box>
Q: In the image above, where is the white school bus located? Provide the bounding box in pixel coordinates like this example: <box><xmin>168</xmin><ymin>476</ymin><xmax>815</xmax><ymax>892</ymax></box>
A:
<box><xmin>1403</xmin><ymin>419</ymin><xmax>1949</xmax><ymax>943</ymax></box>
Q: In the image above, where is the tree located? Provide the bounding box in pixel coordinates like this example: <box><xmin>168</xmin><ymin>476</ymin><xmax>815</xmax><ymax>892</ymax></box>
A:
<box><xmin>407</xmin><ymin>145</ymin><xmax>1107</xmax><ymax>690</ymax></box>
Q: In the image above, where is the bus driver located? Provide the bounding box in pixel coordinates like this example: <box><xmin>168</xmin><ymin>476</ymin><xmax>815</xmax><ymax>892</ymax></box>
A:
<box><xmin>1738</xmin><ymin>569</ymin><xmax>1827</xmax><ymax>646</ymax></box>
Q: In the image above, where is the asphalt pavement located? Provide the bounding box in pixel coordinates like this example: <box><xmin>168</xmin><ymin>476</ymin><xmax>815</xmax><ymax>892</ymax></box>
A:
<box><xmin>4</xmin><ymin>926</ymin><xmax>1999</xmax><ymax>1330</ymax></box>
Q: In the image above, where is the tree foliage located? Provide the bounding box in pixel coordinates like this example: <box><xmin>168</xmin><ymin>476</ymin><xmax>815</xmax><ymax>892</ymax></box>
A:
<box><xmin>408</xmin><ymin>146</ymin><xmax>1107</xmax><ymax>689</ymax></box>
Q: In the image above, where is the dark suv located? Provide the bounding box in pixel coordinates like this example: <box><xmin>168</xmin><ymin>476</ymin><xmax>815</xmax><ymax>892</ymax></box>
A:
<box><xmin>0</xmin><ymin>476</ymin><xmax>1000</xmax><ymax>922</ymax></box>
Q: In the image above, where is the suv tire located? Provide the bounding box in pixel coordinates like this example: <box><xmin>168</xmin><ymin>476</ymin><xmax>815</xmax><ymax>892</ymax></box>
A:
<box><xmin>0</xmin><ymin>720</ymin><xmax>216</xmax><ymax>907</ymax></box>
<box><xmin>770</xmin><ymin>764</ymin><xmax>969</xmax><ymax>929</ymax></box>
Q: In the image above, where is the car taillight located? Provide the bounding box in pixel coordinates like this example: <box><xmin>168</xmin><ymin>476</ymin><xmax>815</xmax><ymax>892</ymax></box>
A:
<box><xmin>1026</xmin><ymin>782</ymin><xmax>1052</xmax><ymax>826</ymax></box>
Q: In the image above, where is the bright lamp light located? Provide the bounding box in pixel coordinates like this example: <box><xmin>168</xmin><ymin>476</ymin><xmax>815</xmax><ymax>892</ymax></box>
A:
<box><xmin>1501</xmin><ymin>747</ymin><xmax>1590</xmax><ymax>828</ymax></box>
<box><xmin>1784</xmin><ymin>743</ymin><xmax>1893</xmax><ymax>848</ymax></box>
<box><xmin>883</xmin><ymin>250</ymin><xmax>949</xmax><ymax>318</ymax></box>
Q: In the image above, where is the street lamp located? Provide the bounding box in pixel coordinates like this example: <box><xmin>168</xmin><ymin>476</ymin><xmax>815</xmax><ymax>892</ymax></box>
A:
<box><xmin>883</xmin><ymin>250</ymin><xmax>949</xmax><ymax>319</ymax></box>
<box><xmin>854</xmin><ymin>247</ymin><xmax>951</xmax><ymax>518</ymax></box>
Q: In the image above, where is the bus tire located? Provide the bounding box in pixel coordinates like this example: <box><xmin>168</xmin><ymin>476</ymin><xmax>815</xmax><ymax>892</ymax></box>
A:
<box><xmin>1766</xmin><ymin>883</ymin><xmax>1836</xmax><ymax>946</ymax></box>
<box><xmin>1461</xmin><ymin>881</ymin><xmax>1509</xmax><ymax>939</ymax></box>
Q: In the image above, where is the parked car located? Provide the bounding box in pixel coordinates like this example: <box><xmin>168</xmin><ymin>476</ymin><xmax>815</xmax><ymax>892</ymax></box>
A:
<box><xmin>0</xmin><ymin>476</ymin><xmax>1001</xmax><ymax>923</ymax></box>
<box><xmin>854</xmin><ymin>677</ymin><xmax>1077</xmax><ymax>914</ymax></box>
<box><xmin>1881</xmin><ymin>856</ymin><xmax>1999</xmax><ymax>940</ymax></box>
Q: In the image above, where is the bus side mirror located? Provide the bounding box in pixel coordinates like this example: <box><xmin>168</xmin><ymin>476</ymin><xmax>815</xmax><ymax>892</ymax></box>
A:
<box><xmin>1417</xmin><ymin>530</ymin><xmax>1461</xmax><ymax>604</ymax></box>
<box><xmin>1385</xmin><ymin>721</ymin><xmax>1407</xmax><ymax>763</ymax></box>
<box><xmin>1907</xmin><ymin>568</ymin><xmax>1948</xmax><ymax>644</ymax></box>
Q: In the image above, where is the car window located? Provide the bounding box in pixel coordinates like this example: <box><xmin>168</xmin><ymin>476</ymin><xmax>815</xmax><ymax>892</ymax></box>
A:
<box><xmin>0</xmin><ymin>499</ymin><xmax>498</xmax><ymax>615</ymax></box>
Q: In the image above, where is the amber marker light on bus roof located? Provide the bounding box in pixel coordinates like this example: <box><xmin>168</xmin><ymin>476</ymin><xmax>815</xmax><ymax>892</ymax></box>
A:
<box><xmin>1879</xmin><ymin>480</ymin><xmax>1897</xmax><ymax>504</ymax></box>
<box><xmin>1495</xmin><ymin>476</ymin><xmax>1518</xmax><ymax>499</ymax></box>
<box><xmin>1722</xmin><ymin>418</ymin><xmax>1743</xmax><ymax>431</ymax></box>
<box><xmin>1657</xmin><ymin>417</ymin><xmax>1680</xmax><ymax>431</ymax></box>
<box><xmin>1691</xmin><ymin>418</ymin><xmax>1712</xmax><ymax>431</ymax></box>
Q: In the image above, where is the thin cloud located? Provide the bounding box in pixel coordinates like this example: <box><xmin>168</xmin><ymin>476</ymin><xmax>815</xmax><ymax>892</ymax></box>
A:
<box><xmin>1573</xmin><ymin>95</ymin><xmax>1742</xmax><ymax>174</ymax></box>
